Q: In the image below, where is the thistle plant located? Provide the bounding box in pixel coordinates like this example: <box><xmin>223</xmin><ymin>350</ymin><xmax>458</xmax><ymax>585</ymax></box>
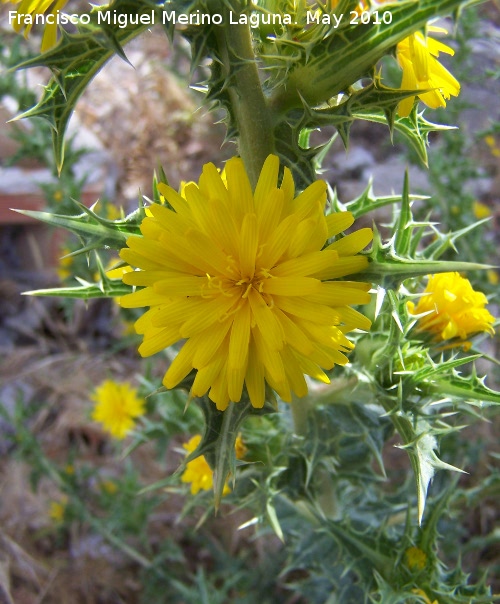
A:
<box><xmin>6</xmin><ymin>0</ymin><xmax>500</xmax><ymax>601</ymax></box>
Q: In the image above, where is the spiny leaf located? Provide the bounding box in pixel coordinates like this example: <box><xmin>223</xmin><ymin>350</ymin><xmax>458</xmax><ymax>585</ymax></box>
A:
<box><xmin>324</xmin><ymin>519</ymin><xmax>394</xmax><ymax>579</ymax></box>
<box><xmin>298</xmin><ymin>85</ymin><xmax>454</xmax><ymax>166</ymax></box>
<box><xmin>23</xmin><ymin>280</ymin><xmax>132</xmax><ymax>299</ymax></box>
<box><xmin>277</xmin><ymin>95</ymin><xmax>454</xmax><ymax>183</ymax></box>
<box><xmin>353</xmin><ymin>108</ymin><xmax>456</xmax><ymax>167</ymax></box>
<box><xmin>269</xmin><ymin>0</ymin><xmax>480</xmax><ymax>112</ymax></box>
<box><xmin>381</xmin><ymin>388</ymin><xmax>464</xmax><ymax>524</ymax></box>
<box><xmin>393</xmin><ymin>171</ymin><xmax>412</xmax><ymax>257</ymax></box>
<box><xmin>12</xmin><ymin>206</ymin><xmax>141</xmax><ymax>250</ymax></box>
<box><xmin>373</xmin><ymin>571</ymin><xmax>430</xmax><ymax>604</ymax></box>
<box><xmin>12</xmin><ymin>0</ymin><xmax>164</xmax><ymax>171</ymax></box>
<box><xmin>357</xmin><ymin>255</ymin><xmax>494</xmax><ymax>289</ymax></box>
<box><xmin>401</xmin><ymin>353</ymin><xmax>481</xmax><ymax>386</ymax></box>
<box><xmin>429</xmin><ymin>370</ymin><xmax>500</xmax><ymax>407</ymax></box>
<box><xmin>422</xmin><ymin>218</ymin><xmax>492</xmax><ymax>260</ymax></box>
<box><xmin>330</xmin><ymin>180</ymin><xmax>428</xmax><ymax>220</ymax></box>
<box><xmin>194</xmin><ymin>395</ymin><xmax>276</xmax><ymax>510</ymax></box>
<box><xmin>407</xmin><ymin>430</ymin><xmax>465</xmax><ymax>524</ymax></box>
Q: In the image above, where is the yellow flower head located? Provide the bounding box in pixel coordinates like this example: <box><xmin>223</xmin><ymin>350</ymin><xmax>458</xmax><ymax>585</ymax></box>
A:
<box><xmin>396</xmin><ymin>27</ymin><xmax>460</xmax><ymax>117</ymax></box>
<box><xmin>472</xmin><ymin>200</ymin><xmax>491</xmax><ymax>220</ymax></box>
<box><xmin>234</xmin><ymin>433</ymin><xmax>248</xmax><ymax>460</ymax></box>
<box><xmin>105</xmin><ymin>204</ymin><xmax>122</xmax><ymax>221</ymax></box>
<box><xmin>48</xmin><ymin>495</ymin><xmax>68</xmax><ymax>523</ymax></box>
<box><xmin>487</xmin><ymin>269</ymin><xmax>499</xmax><ymax>286</ymax></box>
<box><xmin>100</xmin><ymin>479</ymin><xmax>118</xmax><ymax>495</ymax></box>
<box><xmin>57</xmin><ymin>246</ymin><xmax>73</xmax><ymax>281</ymax></box>
<box><xmin>405</xmin><ymin>546</ymin><xmax>427</xmax><ymax>571</ymax></box>
<box><xmin>91</xmin><ymin>380</ymin><xmax>145</xmax><ymax>440</ymax></box>
<box><xmin>484</xmin><ymin>135</ymin><xmax>500</xmax><ymax>158</ymax></box>
<box><xmin>180</xmin><ymin>433</ymin><xmax>246</xmax><ymax>496</ymax></box>
<box><xmin>4</xmin><ymin>0</ymin><xmax>71</xmax><ymax>52</ymax></box>
<box><xmin>120</xmin><ymin>155</ymin><xmax>372</xmax><ymax>410</ymax></box>
<box><xmin>408</xmin><ymin>273</ymin><xmax>496</xmax><ymax>346</ymax></box>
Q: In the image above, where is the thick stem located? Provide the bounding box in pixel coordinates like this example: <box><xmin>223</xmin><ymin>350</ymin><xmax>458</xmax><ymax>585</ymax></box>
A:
<box><xmin>217</xmin><ymin>3</ymin><xmax>275</xmax><ymax>187</ymax></box>
<box><xmin>289</xmin><ymin>394</ymin><xmax>310</xmax><ymax>437</ymax></box>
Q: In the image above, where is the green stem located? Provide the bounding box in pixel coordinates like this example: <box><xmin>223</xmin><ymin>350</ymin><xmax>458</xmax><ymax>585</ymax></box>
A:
<box><xmin>315</xmin><ymin>468</ymin><xmax>340</xmax><ymax>520</ymax></box>
<box><xmin>216</xmin><ymin>2</ymin><xmax>274</xmax><ymax>187</ymax></box>
<box><xmin>289</xmin><ymin>394</ymin><xmax>311</xmax><ymax>437</ymax></box>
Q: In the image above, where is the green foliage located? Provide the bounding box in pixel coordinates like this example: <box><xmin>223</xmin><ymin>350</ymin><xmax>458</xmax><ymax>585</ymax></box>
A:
<box><xmin>263</xmin><ymin>0</ymin><xmax>482</xmax><ymax>184</ymax></box>
<box><xmin>9</xmin><ymin>0</ymin><xmax>483</xmax><ymax>186</ymax></box>
<box><xmin>12</xmin><ymin>0</ymin><xmax>164</xmax><ymax>170</ymax></box>
<box><xmin>193</xmin><ymin>395</ymin><xmax>277</xmax><ymax>509</ymax></box>
<box><xmin>17</xmin><ymin>202</ymin><xmax>141</xmax><ymax>253</ymax></box>
<box><xmin>3</xmin><ymin>0</ymin><xmax>499</xmax><ymax>601</ymax></box>
<box><xmin>354</xmin><ymin>174</ymin><xmax>494</xmax><ymax>289</ymax></box>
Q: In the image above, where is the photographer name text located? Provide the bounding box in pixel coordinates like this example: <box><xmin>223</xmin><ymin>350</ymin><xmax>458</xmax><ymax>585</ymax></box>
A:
<box><xmin>9</xmin><ymin>9</ymin><xmax>393</xmax><ymax>30</ymax></box>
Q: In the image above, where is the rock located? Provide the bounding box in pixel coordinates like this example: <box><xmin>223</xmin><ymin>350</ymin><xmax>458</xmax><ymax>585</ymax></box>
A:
<box><xmin>330</xmin><ymin>146</ymin><xmax>376</xmax><ymax>179</ymax></box>
<box><xmin>328</xmin><ymin>146</ymin><xmax>430</xmax><ymax>201</ymax></box>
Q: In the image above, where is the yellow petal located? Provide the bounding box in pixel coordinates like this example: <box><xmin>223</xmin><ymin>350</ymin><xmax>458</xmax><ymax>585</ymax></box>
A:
<box><xmin>248</xmin><ymin>288</ymin><xmax>284</xmax><ymax>350</ymax></box>
<box><xmin>261</xmin><ymin>276</ymin><xmax>320</xmax><ymax>297</ymax></box>
<box><xmin>228</xmin><ymin>304</ymin><xmax>251</xmax><ymax>370</ymax></box>
<box><xmin>307</xmin><ymin>283</ymin><xmax>371</xmax><ymax>306</ymax></box>
<box><xmin>313</xmin><ymin>255</ymin><xmax>368</xmax><ymax>280</ymax></box>
<box><xmin>245</xmin><ymin>341</ymin><xmax>266</xmax><ymax>408</ymax></box>
<box><xmin>272</xmin><ymin>250</ymin><xmax>339</xmax><ymax>278</ymax></box>
<box><xmin>325</xmin><ymin>212</ymin><xmax>354</xmax><ymax>237</ymax></box>
<box><xmin>225</xmin><ymin>157</ymin><xmax>254</xmax><ymax>217</ymax></box>
<box><xmin>163</xmin><ymin>340</ymin><xmax>197</xmax><ymax>388</ymax></box>
<box><xmin>326</xmin><ymin>228</ymin><xmax>373</xmax><ymax>256</ymax></box>
<box><xmin>254</xmin><ymin>154</ymin><xmax>279</xmax><ymax>210</ymax></box>
<box><xmin>239</xmin><ymin>213</ymin><xmax>258</xmax><ymax>279</ymax></box>
<box><xmin>290</xmin><ymin>180</ymin><xmax>327</xmax><ymax>222</ymax></box>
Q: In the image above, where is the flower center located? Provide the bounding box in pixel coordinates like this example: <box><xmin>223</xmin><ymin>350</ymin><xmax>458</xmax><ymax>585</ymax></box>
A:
<box><xmin>235</xmin><ymin>267</ymin><xmax>273</xmax><ymax>298</ymax></box>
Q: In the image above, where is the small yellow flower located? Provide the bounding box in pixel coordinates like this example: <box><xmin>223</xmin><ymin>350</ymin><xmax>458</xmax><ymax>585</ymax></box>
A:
<box><xmin>120</xmin><ymin>155</ymin><xmax>372</xmax><ymax>410</ymax></box>
<box><xmin>53</xmin><ymin>189</ymin><xmax>63</xmax><ymax>202</ymax></box>
<box><xmin>472</xmin><ymin>200</ymin><xmax>491</xmax><ymax>220</ymax></box>
<box><xmin>408</xmin><ymin>273</ymin><xmax>496</xmax><ymax>347</ymax></box>
<box><xmin>487</xmin><ymin>269</ymin><xmax>499</xmax><ymax>286</ymax></box>
<box><xmin>405</xmin><ymin>546</ymin><xmax>427</xmax><ymax>571</ymax></box>
<box><xmin>234</xmin><ymin>433</ymin><xmax>248</xmax><ymax>460</ymax></box>
<box><xmin>484</xmin><ymin>135</ymin><xmax>500</xmax><ymax>158</ymax></box>
<box><xmin>100</xmin><ymin>479</ymin><xmax>118</xmax><ymax>495</ymax></box>
<box><xmin>412</xmin><ymin>588</ymin><xmax>439</xmax><ymax>604</ymax></box>
<box><xmin>105</xmin><ymin>204</ymin><xmax>122</xmax><ymax>221</ymax></box>
<box><xmin>57</xmin><ymin>247</ymin><xmax>74</xmax><ymax>281</ymax></box>
<box><xmin>91</xmin><ymin>380</ymin><xmax>145</xmax><ymax>440</ymax></box>
<box><xmin>396</xmin><ymin>27</ymin><xmax>460</xmax><ymax>117</ymax></box>
<box><xmin>48</xmin><ymin>496</ymin><xmax>68</xmax><ymax>523</ymax></box>
<box><xmin>3</xmin><ymin>0</ymin><xmax>71</xmax><ymax>52</ymax></box>
<box><xmin>181</xmin><ymin>433</ymin><xmax>246</xmax><ymax>496</ymax></box>
<box><xmin>181</xmin><ymin>435</ymin><xmax>229</xmax><ymax>496</ymax></box>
